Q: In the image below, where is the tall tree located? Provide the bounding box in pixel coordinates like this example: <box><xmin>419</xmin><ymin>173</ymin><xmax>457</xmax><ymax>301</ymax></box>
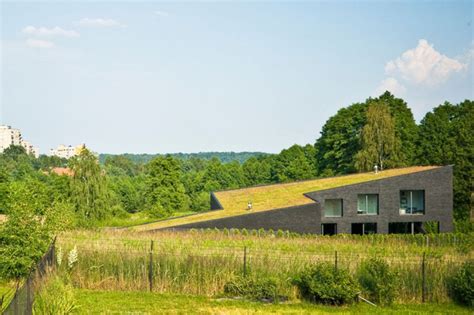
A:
<box><xmin>417</xmin><ymin>100</ymin><xmax>474</xmax><ymax>220</ymax></box>
<box><xmin>316</xmin><ymin>92</ymin><xmax>417</xmax><ymax>175</ymax></box>
<box><xmin>145</xmin><ymin>156</ymin><xmax>189</xmax><ymax>217</ymax></box>
<box><xmin>355</xmin><ymin>100</ymin><xmax>399</xmax><ymax>171</ymax></box>
<box><xmin>315</xmin><ymin>103</ymin><xmax>367</xmax><ymax>175</ymax></box>
<box><xmin>272</xmin><ymin>145</ymin><xmax>316</xmax><ymax>182</ymax></box>
<box><xmin>377</xmin><ymin>92</ymin><xmax>418</xmax><ymax>165</ymax></box>
<box><xmin>69</xmin><ymin>149</ymin><xmax>111</xmax><ymax>221</ymax></box>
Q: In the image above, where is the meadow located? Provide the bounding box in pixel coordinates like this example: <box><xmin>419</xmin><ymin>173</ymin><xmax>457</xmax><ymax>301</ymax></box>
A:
<box><xmin>57</xmin><ymin>229</ymin><xmax>473</xmax><ymax>304</ymax></box>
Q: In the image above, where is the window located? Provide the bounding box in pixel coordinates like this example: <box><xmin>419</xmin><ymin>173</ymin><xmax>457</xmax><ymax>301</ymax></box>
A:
<box><xmin>351</xmin><ymin>223</ymin><xmax>377</xmax><ymax>235</ymax></box>
<box><xmin>357</xmin><ymin>194</ymin><xmax>378</xmax><ymax>215</ymax></box>
<box><xmin>400</xmin><ymin>190</ymin><xmax>425</xmax><ymax>215</ymax></box>
<box><xmin>324</xmin><ymin>199</ymin><xmax>343</xmax><ymax>217</ymax></box>
<box><xmin>388</xmin><ymin>222</ymin><xmax>423</xmax><ymax>234</ymax></box>
<box><xmin>322</xmin><ymin>223</ymin><xmax>337</xmax><ymax>236</ymax></box>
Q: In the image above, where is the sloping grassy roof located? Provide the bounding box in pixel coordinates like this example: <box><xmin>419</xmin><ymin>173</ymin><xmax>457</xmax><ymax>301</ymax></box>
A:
<box><xmin>133</xmin><ymin>166</ymin><xmax>438</xmax><ymax>231</ymax></box>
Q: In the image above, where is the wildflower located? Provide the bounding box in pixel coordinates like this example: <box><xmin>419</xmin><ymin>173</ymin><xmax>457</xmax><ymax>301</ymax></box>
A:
<box><xmin>68</xmin><ymin>245</ymin><xmax>78</xmax><ymax>269</ymax></box>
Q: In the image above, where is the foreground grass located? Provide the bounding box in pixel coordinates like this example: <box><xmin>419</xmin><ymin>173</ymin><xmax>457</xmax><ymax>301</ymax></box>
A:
<box><xmin>73</xmin><ymin>290</ymin><xmax>471</xmax><ymax>314</ymax></box>
<box><xmin>58</xmin><ymin>230</ymin><xmax>473</xmax><ymax>301</ymax></box>
<box><xmin>0</xmin><ymin>281</ymin><xmax>16</xmax><ymax>312</ymax></box>
<box><xmin>133</xmin><ymin>166</ymin><xmax>437</xmax><ymax>231</ymax></box>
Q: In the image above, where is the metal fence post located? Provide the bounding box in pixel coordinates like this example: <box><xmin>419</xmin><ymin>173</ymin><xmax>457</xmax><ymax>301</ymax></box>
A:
<box><xmin>149</xmin><ymin>240</ymin><xmax>154</xmax><ymax>292</ymax></box>
<box><xmin>422</xmin><ymin>252</ymin><xmax>426</xmax><ymax>303</ymax></box>
<box><xmin>243</xmin><ymin>246</ymin><xmax>247</xmax><ymax>277</ymax></box>
<box><xmin>335</xmin><ymin>251</ymin><xmax>338</xmax><ymax>272</ymax></box>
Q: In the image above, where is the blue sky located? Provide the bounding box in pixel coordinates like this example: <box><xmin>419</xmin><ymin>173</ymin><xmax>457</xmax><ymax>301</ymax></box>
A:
<box><xmin>1</xmin><ymin>1</ymin><xmax>472</xmax><ymax>154</ymax></box>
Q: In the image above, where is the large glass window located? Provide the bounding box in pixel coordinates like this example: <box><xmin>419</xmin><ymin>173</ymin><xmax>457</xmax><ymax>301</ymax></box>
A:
<box><xmin>400</xmin><ymin>190</ymin><xmax>425</xmax><ymax>215</ymax></box>
<box><xmin>352</xmin><ymin>223</ymin><xmax>377</xmax><ymax>235</ymax></box>
<box><xmin>322</xmin><ymin>223</ymin><xmax>337</xmax><ymax>235</ymax></box>
<box><xmin>324</xmin><ymin>199</ymin><xmax>343</xmax><ymax>217</ymax></box>
<box><xmin>357</xmin><ymin>194</ymin><xmax>378</xmax><ymax>215</ymax></box>
<box><xmin>389</xmin><ymin>222</ymin><xmax>423</xmax><ymax>234</ymax></box>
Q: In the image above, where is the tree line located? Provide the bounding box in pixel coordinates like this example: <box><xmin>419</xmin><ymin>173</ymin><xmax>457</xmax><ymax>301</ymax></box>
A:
<box><xmin>0</xmin><ymin>92</ymin><xmax>472</xmax><ymax>226</ymax></box>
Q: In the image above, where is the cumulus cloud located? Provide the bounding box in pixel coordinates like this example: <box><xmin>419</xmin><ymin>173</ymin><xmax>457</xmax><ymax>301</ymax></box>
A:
<box><xmin>22</xmin><ymin>26</ymin><xmax>79</xmax><ymax>37</ymax></box>
<box><xmin>374</xmin><ymin>77</ymin><xmax>406</xmax><ymax>96</ymax></box>
<box><xmin>77</xmin><ymin>18</ymin><xmax>124</xmax><ymax>27</ymax></box>
<box><xmin>25</xmin><ymin>38</ymin><xmax>55</xmax><ymax>48</ymax></box>
<box><xmin>385</xmin><ymin>39</ymin><xmax>466</xmax><ymax>86</ymax></box>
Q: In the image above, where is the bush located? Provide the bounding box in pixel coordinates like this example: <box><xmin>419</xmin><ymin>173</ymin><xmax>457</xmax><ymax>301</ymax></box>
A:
<box><xmin>293</xmin><ymin>263</ymin><xmax>359</xmax><ymax>305</ymax></box>
<box><xmin>224</xmin><ymin>276</ymin><xmax>279</xmax><ymax>301</ymax></box>
<box><xmin>447</xmin><ymin>261</ymin><xmax>474</xmax><ymax>306</ymax></box>
<box><xmin>33</xmin><ymin>276</ymin><xmax>78</xmax><ymax>314</ymax></box>
<box><xmin>356</xmin><ymin>257</ymin><xmax>397</xmax><ymax>305</ymax></box>
<box><xmin>148</xmin><ymin>203</ymin><xmax>172</xmax><ymax>219</ymax></box>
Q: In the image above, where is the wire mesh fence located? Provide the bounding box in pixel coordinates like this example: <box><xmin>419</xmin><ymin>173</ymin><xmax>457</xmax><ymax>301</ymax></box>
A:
<box><xmin>56</xmin><ymin>235</ymin><xmax>472</xmax><ymax>303</ymax></box>
<box><xmin>3</xmin><ymin>238</ymin><xmax>56</xmax><ymax>315</ymax></box>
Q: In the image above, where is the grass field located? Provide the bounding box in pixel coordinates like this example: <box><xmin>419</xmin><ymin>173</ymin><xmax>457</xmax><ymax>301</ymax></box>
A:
<box><xmin>132</xmin><ymin>166</ymin><xmax>437</xmax><ymax>231</ymax></box>
<box><xmin>72</xmin><ymin>290</ymin><xmax>472</xmax><ymax>314</ymax></box>
<box><xmin>57</xmin><ymin>229</ymin><xmax>473</xmax><ymax>303</ymax></box>
<box><xmin>97</xmin><ymin>210</ymin><xmax>196</xmax><ymax>228</ymax></box>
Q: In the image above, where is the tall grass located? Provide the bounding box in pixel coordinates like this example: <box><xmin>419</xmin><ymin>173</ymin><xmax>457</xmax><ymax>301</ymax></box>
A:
<box><xmin>57</xmin><ymin>230</ymin><xmax>473</xmax><ymax>303</ymax></box>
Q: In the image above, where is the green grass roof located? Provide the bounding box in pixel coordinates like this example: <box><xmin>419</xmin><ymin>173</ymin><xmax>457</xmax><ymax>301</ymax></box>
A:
<box><xmin>133</xmin><ymin>166</ymin><xmax>438</xmax><ymax>231</ymax></box>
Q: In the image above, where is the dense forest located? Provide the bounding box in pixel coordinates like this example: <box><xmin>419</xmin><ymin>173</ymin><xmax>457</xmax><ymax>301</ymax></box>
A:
<box><xmin>0</xmin><ymin>92</ymin><xmax>472</xmax><ymax>229</ymax></box>
<box><xmin>99</xmin><ymin>152</ymin><xmax>269</xmax><ymax>165</ymax></box>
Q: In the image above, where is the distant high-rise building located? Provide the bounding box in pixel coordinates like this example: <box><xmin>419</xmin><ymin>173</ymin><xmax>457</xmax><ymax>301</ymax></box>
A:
<box><xmin>0</xmin><ymin>125</ymin><xmax>39</xmax><ymax>157</ymax></box>
<box><xmin>50</xmin><ymin>143</ymin><xmax>86</xmax><ymax>159</ymax></box>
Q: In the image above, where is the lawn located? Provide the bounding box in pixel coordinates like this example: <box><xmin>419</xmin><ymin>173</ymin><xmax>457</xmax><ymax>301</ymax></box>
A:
<box><xmin>73</xmin><ymin>290</ymin><xmax>471</xmax><ymax>314</ymax></box>
<box><xmin>97</xmin><ymin>210</ymin><xmax>196</xmax><ymax>228</ymax></box>
<box><xmin>132</xmin><ymin>166</ymin><xmax>438</xmax><ymax>231</ymax></box>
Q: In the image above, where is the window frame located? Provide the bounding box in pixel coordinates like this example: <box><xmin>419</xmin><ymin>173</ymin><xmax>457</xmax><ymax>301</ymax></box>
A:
<box><xmin>399</xmin><ymin>190</ymin><xmax>425</xmax><ymax>215</ymax></box>
<box><xmin>323</xmin><ymin>199</ymin><xmax>343</xmax><ymax>218</ymax></box>
<box><xmin>351</xmin><ymin>222</ymin><xmax>377</xmax><ymax>235</ymax></box>
<box><xmin>357</xmin><ymin>194</ymin><xmax>379</xmax><ymax>215</ymax></box>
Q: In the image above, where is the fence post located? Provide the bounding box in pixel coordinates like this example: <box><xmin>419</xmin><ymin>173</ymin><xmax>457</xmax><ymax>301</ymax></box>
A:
<box><xmin>26</xmin><ymin>277</ymin><xmax>32</xmax><ymax>314</ymax></box>
<box><xmin>243</xmin><ymin>246</ymin><xmax>247</xmax><ymax>277</ymax></box>
<box><xmin>13</xmin><ymin>285</ymin><xmax>18</xmax><ymax>315</ymax></box>
<box><xmin>149</xmin><ymin>240</ymin><xmax>154</xmax><ymax>292</ymax></box>
<box><xmin>421</xmin><ymin>252</ymin><xmax>426</xmax><ymax>303</ymax></box>
<box><xmin>335</xmin><ymin>251</ymin><xmax>338</xmax><ymax>272</ymax></box>
<box><xmin>51</xmin><ymin>236</ymin><xmax>57</xmax><ymax>268</ymax></box>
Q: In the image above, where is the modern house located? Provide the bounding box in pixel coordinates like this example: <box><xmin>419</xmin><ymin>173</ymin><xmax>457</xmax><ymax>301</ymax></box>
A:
<box><xmin>141</xmin><ymin>166</ymin><xmax>453</xmax><ymax>234</ymax></box>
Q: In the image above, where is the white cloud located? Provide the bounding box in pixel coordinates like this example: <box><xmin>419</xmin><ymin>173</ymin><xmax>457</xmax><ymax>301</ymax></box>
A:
<box><xmin>374</xmin><ymin>77</ymin><xmax>406</xmax><ymax>96</ymax></box>
<box><xmin>25</xmin><ymin>38</ymin><xmax>55</xmax><ymax>48</ymax></box>
<box><xmin>154</xmin><ymin>10</ymin><xmax>169</xmax><ymax>17</ymax></box>
<box><xmin>22</xmin><ymin>26</ymin><xmax>79</xmax><ymax>38</ymax></box>
<box><xmin>385</xmin><ymin>39</ymin><xmax>466</xmax><ymax>86</ymax></box>
<box><xmin>77</xmin><ymin>18</ymin><xmax>124</xmax><ymax>28</ymax></box>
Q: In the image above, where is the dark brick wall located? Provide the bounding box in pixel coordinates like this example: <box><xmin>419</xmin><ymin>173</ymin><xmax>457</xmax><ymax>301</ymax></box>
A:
<box><xmin>305</xmin><ymin>166</ymin><xmax>453</xmax><ymax>233</ymax></box>
<box><xmin>164</xmin><ymin>166</ymin><xmax>453</xmax><ymax>234</ymax></box>
<box><xmin>210</xmin><ymin>192</ymin><xmax>223</xmax><ymax>210</ymax></box>
<box><xmin>166</xmin><ymin>203</ymin><xmax>321</xmax><ymax>234</ymax></box>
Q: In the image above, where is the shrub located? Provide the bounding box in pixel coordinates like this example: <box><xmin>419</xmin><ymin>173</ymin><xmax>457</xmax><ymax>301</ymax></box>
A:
<box><xmin>148</xmin><ymin>203</ymin><xmax>172</xmax><ymax>218</ymax></box>
<box><xmin>33</xmin><ymin>276</ymin><xmax>78</xmax><ymax>314</ymax></box>
<box><xmin>224</xmin><ymin>276</ymin><xmax>279</xmax><ymax>301</ymax></box>
<box><xmin>293</xmin><ymin>263</ymin><xmax>359</xmax><ymax>305</ymax></box>
<box><xmin>356</xmin><ymin>257</ymin><xmax>397</xmax><ymax>305</ymax></box>
<box><xmin>447</xmin><ymin>261</ymin><xmax>474</xmax><ymax>306</ymax></box>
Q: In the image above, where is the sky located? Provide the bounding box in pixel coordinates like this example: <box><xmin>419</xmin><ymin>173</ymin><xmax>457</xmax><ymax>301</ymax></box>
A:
<box><xmin>1</xmin><ymin>1</ymin><xmax>473</xmax><ymax>154</ymax></box>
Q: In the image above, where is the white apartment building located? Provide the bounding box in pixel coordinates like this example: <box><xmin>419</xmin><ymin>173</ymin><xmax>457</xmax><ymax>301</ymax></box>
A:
<box><xmin>50</xmin><ymin>144</ymin><xmax>86</xmax><ymax>159</ymax></box>
<box><xmin>0</xmin><ymin>125</ymin><xmax>39</xmax><ymax>157</ymax></box>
